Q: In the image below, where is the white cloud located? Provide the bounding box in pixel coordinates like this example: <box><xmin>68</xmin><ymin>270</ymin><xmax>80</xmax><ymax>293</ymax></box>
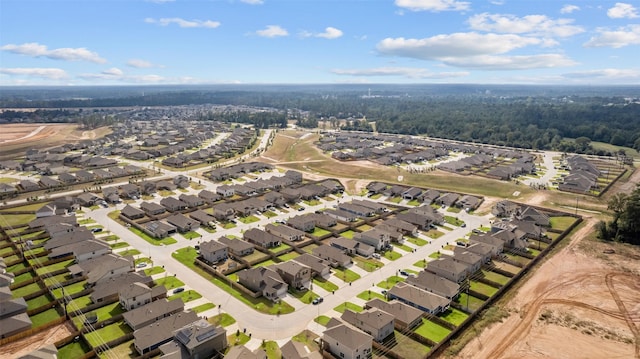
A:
<box><xmin>1</xmin><ymin>42</ymin><xmax>106</xmax><ymax>63</ymax></box>
<box><xmin>377</xmin><ymin>33</ymin><xmax>544</xmax><ymax>60</ymax></box>
<box><xmin>256</xmin><ymin>25</ymin><xmax>288</xmax><ymax>38</ymax></box>
<box><xmin>563</xmin><ymin>68</ymin><xmax>640</xmax><ymax>79</ymax></box>
<box><xmin>441</xmin><ymin>54</ymin><xmax>577</xmax><ymax>70</ymax></box>
<box><xmin>468</xmin><ymin>13</ymin><xmax>584</xmax><ymax>38</ymax></box>
<box><xmin>240</xmin><ymin>0</ymin><xmax>264</xmax><ymax>4</ymax></box>
<box><xmin>144</xmin><ymin>17</ymin><xmax>220</xmax><ymax>28</ymax></box>
<box><xmin>0</xmin><ymin>67</ymin><xmax>68</xmax><ymax>80</ymax></box>
<box><xmin>490</xmin><ymin>1</ymin><xmax>505</xmax><ymax>5</ymax></box>
<box><xmin>560</xmin><ymin>5</ymin><xmax>580</xmax><ymax>14</ymax></box>
<box><xmin>127</xmin><ymin>59</ymin><xmax>162</xmax><ymax>68</ymax></box>
<box><xmin>102</xmin><ymin>68</ymin><xmax>124</xmax><ymax>76</ymax></box>
<box><xmin>316</xmin><ymin>27</ymin><xmax>344</xmax><ymax>39</ymax></box>
<box><xmin>331</xmin><ymin>67</ymin><xmax>469</xmax><ymax>79</ymax></box>
<box><xmin>145</xmin><ymin>0</ymin><xmax>175</xmax><ymax>3</ymax></box>
<box><xmin>395</xmin><ymin>0</ymin><xmax>470</xmax><ymax>12</ymax></box>
<box><xmin>584</xmin><ymin>24</ymin><xmax>640</xmax><ymax>48</ymax></box>
<box><xmin>607</xmin><ymin>3</ymin><xmax>639</xmax><ymax>19</ymax></box>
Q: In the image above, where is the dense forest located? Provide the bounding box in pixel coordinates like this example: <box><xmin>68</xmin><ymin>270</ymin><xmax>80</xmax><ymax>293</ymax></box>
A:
<box><xmin>598</xmin><ymin>187</ymin><xmax>640</xmax><ymax>245</ymax></box>
<box><xmin>1</xmin><ymin>85</ymin><xmax>639</xmax><ymax>152</ymax></box>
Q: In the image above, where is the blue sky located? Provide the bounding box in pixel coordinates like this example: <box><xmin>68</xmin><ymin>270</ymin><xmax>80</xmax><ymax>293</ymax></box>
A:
<box><xmin>1</xmin><ymin>0</ymin><xmax>639</xmax><ymax>85</ymax></box>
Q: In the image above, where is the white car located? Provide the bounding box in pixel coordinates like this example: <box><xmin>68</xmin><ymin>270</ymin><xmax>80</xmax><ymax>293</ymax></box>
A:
<box><xmin>136</xmin><ymin>263</ymin><xmax>148</xmax><ymax>269</ymax></box>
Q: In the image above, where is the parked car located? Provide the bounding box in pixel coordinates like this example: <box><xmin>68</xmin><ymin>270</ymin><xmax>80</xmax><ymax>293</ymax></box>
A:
<box><xmin>136</xmin><ymin>263</ymin><xmax>147</xmax><ymax>268</ymax></box>
<box><xmin>90</xmin><ymin>228</ymin><xmax>102</xmax><ymax>233</ymax></box>
<box><xmin>399</xmin><ymin>270</ymin><xmax>409</xmax><ymax>276</ymax></box>
<box><xmin>372</xmin><ymin>253</ymin><xmax>381</xmax><ymax>259</ymax></box>
<box><xmin>298</xmin><ymin>206</ymin><xmax>305</xmax><ymax>211</ymax></box>
<box><xmin>312</xmin><ymin>297</ymin><xmax>324</xmax><ymax>305</ymax></box>
<box><xmin>173</xmin><ymin>287</ymin><xmax>185</xmax><ymax>294</ymax></box>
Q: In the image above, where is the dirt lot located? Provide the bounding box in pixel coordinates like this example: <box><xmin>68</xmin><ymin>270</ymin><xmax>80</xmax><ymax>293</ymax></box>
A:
<box><xmin>0</xmin><ymin>322</ymin><xmax>75</xmax><ymax>359</ymax></box>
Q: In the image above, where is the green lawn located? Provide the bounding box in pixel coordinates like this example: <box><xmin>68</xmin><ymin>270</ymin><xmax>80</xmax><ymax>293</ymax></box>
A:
<box><xmin>455</xmin><ymin>293</ymin><xmax>485</xmax><ymax>312</ymax></box>
<box><xmin>30</xmin><ymin>308</ymin><xmax>61</xmax><ymax>328</ymax></box>
<box><xmin>482</xmin><ymin>270</ymin><xmax>511</xmax><ymax>285</ymax></box>
<box><xmin>72</xmin><ymin>302</ymin><xmax>124</xmax><ymax>330</ymax></box>
<box><xmin>129</xmin><ymin>227</ymin><xmax>177</xmax><ymax>246</ymax></box>
<box><xmin>268</xmin><ymin>243</ymin><xmax>291</xmax><ymax>254</ymax></box>
<box><xmin>377</xmin><ymin>276</ymin><xmax>405</xmax><ymax>289</ymax></box>
<box><xmin>415</xmin><ymin>319</ymin><xmax>452</xmax><ymax>343</ymax></box>
<box><xmin>290</xmin><ymin>289</ymin><xmax>318</xmax><ymax>304</ymax></box>
<box><xmin>65</xmin><ymin>295</ymin><xmax>93</xmax><ymax>313</ymax></box>
<box><xmin>313</xmin><ymin>278</ymin><xmax>338</xmax><ymax>292</ymax></box>
<box><xmin>57</xmin><ymin>340</ymin><xmax>91</xmax><ymax>359</ymax></box>
<box><xmin>192</xmin><ymin>303</ymin><xmax>216</xmax><ymax>313</ymax></box>
<box><xmin>35</xmin><ymin>259</ymin><xmax>74</xmax><ymax>276</ymax></box>
<box><xmin>154</xmin><ymin>276</ymin><xmax>185</xmax><ymax>290</ymax></box>
<box><xmin>261</xmin><ymin>340</ymin><xmax>282</xmax><ymax>359</ymax></box>
<box><xmin>227</xmin><ymin>332</ymin><xmax>251</xmax><ymax>347</ymax></box>
<box><xmin>43</xmin><ymin>273</ymin><xmax>70</xmax><ymax>288</ymax></box>
<box><xmin>238</xmin><ymin>215</ymin><xmax>260</xmax><ymax>224</ymax></box>
<box><xmin>391</xmin><ymin>242</ymin><xmax>413</xmax><ymax>252</ymax></box>
<box><xmin>356</xmin><ymin>290</ymin><xmax>386</xmax><ymax>302</ymax></box>
<box><xmin>208</xmin><ymin>313</ymin><xmax>236</xmax><ymax>327</ymax></box>
<box><xmin>263</xmin><ymin>211</ymin><xmax>278</xmax><ymax>218</ymax></box>
<box><xmin>414</xmin><ymin>259</ymin><xmax>428</xmax><ymax>268</ymax></box>
<box><xmin>470</xmin><ymin>281</ymin><xmax>499</xmax><ymax>297</ymax></box>
<box><xmin>13</xmin><ymin>271</ymin><xmax>36</xmax><ymax>285</ymax></box>
<box><xmin>446</xmin><ymin>207</ymin><xmax>462</xmax><ymax>213</ymax></box>
<box><xmin>109</xmin><ymin>241</ymin><xmax>129</xmax><ymax>249</ymax></box>
<box><xmin>26</xmin><ymin>294</ymin><xmax>54</xmax><ymax>311</ymax></box>
<box><xmin>383</xmin><ymin>251</ymin><xmax>402</xmax><ymax>261</ymax></box>
<box><xmin>311</xmin><ymin>227</ymin><xmax>331</xmax><ymax>237</ymax></box>
<box><xmin>406</xmin><ymin>236</ymin><xmax>428</xmax><ymax>246</ymax></box>
<box><xmin>181</xmin><ymin>231</ymin><xmax>202</xmax><ymax>240</ymax></box>
<box><xmin>1</xmin><ymin>214</ymin><xmax>36</xmax><ymax>227</ymax></box>
<box><xmin>439</xmin><ymin>307</ymin><xmax>469</xmax><ymax>326</ymax></box>
<box><xmin>425</xmin><ymin>230</ymin><xmax>445</xmax><ymax>239</ymax></box>
<box><xmin>444</xmin><ymin>216</ymin><xmax>464</xmax><ymax>226</ymax></box>
<box><xmin>549</xmin><ymin>216</ymin><xmax>577</xmax><ymax>231</ymax></box>
<box><xmin>333</xmin><ymin>302</ymin><xmax>363</xmax><ymax>314</ymax></box>
<box><xmin>278</xmin><ymin>251</ymin><xmax>300</xmax><ymax>261</ymax></box>
<box><xmin>168</xmin><ymin>289</ymin><xmax>202</xmax><ymax>303</ymax></box>
<box><xmin>85</xmin><ymin>321</ymin><xmax>132</xmax><ymax>348</ymax></box>
<box><xmin>332</xmin><ymin>268</ymin><xmax>361</xmax><ymax>283</ymax></box>
<box><xmin>314</xmin><ymin>315</ymin><xmax>331</xmax><ymax>326</ymax></box>
<box><xmin>12</xmin><ymin>282</ymin><xmax>43</xmax><ymax>298</ymax></box>
<box><xmin>354</xmin><ymin>257</ymin><xmax>384</xmax><ymax>272</ymax></box>
<box><xmin>117</xmin><ymin>249</ymin><xmax>141</xmax><ymax>256</ymax></box>
<box><xmin>143</xmin><ymin>266</ymin><xmax>166</xmax><ymax>276</ymax></box>
<box><xmin>391</xmin><ymin>331</ymin><xmax>432</xmax><ymax>357</ymax></box>
<box><xmin>339</xmin><ymin>230</ymin><xmax>355</xmax><ymax>239</ymax></box>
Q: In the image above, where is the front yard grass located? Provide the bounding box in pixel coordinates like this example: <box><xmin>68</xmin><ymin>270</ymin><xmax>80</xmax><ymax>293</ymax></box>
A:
<box><xmin>406</xmin><ymin>236</ymin><xmax>428</xmax><ymax>246</ymax></box>
<box><xmin>414</xmin><ymin>259</ymin><xmax>428</xmax><ymax>268</ymax></box>
<box><xmin>383</xmin><ymin>251</ymin><xmax>402</xmax><ymax>261</ymax></box>
<box><xmin>290</xmin><ymin>289</ymin><xmax>318</xmax><ymax>304</ymax></box>
<box><xmin>238</xmin><ymin>215</ymin><xmax>260</xmax><ymax>224</ymax></box>
<box><xmin>333</xmin><ymin>302</ymin><xmax>363</xmax><ymax>314</ymax></box>
<box><xmin>391</xmin><ymin>242</ymin><xmax>413</xmax><ymax>252</ymax></box>
<box><xmin>117</xmin><ymin>249</ymin><xmax>141</xmax><ymax>257</ymax></box>
<box><xmin>129</xmin><ymin>227</ymin><xmax>177</xmax><ymax>246</ymax></box>
<box><xmin>332</xmin><ymin>268</ymin><xmax>361</xmax><ymax>283</ymax></box>
<box><xmin>144</xmin><ymin>266</ymin><xmax>165</xmax><ymax>276</ymax></box>
<box><xmin>192</xmin><ymin>303</ymin><xmax>216</xmax><ymax>313</ymax></box>
<box><xmin>154</xmin><ymin>276</ymin><xmax>185</xmax><ymax>290</ymax></box>
<box><xmin>181</xmin><ymin>231</ymin><xmax>202</xmax><ymax>240</ymax></box>
<box><xmin>354</xmin><ymin>257</ymin><xmax>384</xmax><ymax>272</ymax></box>
<box><xmin>313</xmin><ymin>278</ymin><xmax>338</xmax><ymax>292</ymax></box>
<box><xmin>314</xmin><ymin>315</ymin><xmax>331</xmax><ymax>326</ymax></box>
<box><xmin>208</xmin><ymin>313</ymin><xmax>236</xmax><ymax>327</ymax></box>
<box><xmin>227</xmin><ymin>332</ymin><xmax>251</xmax><ymax>347</ymax></box>
<box><xmin>357</xmin><ymin>290</ymin><xmax>386</xmax><ymax>302</ymax></box>
<box><xmin>444</xmin><ymin>216</ymin><xmax>464</xmax><ymax>226</ymax></box>
<box><xmin>425</xmin><ymin>229</ymin><xmax>445</xmax><ymax>239</ymax></box>
<box><xmin>377</xmin><ymin>276</ymin><xmax>405</xmax><ymax>289</ymax></box>
<box><xmin>109</xmin><ymin>241</ymin><xmax>129</xmax><ymax>249</ymax></box>
<box><xmin>168</xmin><ymin>289</ymin><xmax>202</xmax><ymax>303</ymax></box>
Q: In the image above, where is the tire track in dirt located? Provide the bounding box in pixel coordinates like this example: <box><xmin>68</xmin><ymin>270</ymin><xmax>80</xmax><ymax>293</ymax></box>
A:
<box><xmin>606</xmin><ymin>273</ymin><xmax>640</xmax><ymax>358</ymax></box>
<box><xmin>487</xmin><ymin>271</ymin><xmax>639</xmax><ymax>359</ymax></box>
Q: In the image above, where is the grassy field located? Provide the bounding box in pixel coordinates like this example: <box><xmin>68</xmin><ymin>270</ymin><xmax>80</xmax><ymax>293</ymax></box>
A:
<box><xmin>455</xmin><ymin>293</ymin><xmax>485</xmax><ymax>312</ymax></box>
<box><xmin>353</xmin><ymin>257</ymin><xmax>384</xmax><ymax>272</ymax></box>
<box><xmin>356</xmin><ymin>290</ymin><xmax>386</xmax><ymax>302</ymax></box>
<box><xmin>549</xmin><ymin>216</ymin><xmax>578</xmax><ymax>231</ymax></box>
<box><xmin>30</xmin><ymin>308</ymin><xmax>61</xmax><ymax>328</ymax></box>
<box><xmin>168</xmin><ymin>289</ymin><xmax>202</xmax><ymax>303</ymax></box>
<box><xmin>85</xmin><ymin>321</ymin><xmax>132</xmax><ymax>348</ymax></box>
<box><xmin>154</xmin><ymin>276</ymin><xmax>185</xmax><ymax>290</ymax></box>
<box><xmin>192</xmin><ymin>302</ymin><xmax>216</xmax><ymax>313</ymax></box>
<box><xmin>313</xmin><ymin>278</ymin><xmax>338</xmax><ymax>292</ymax></box>
<box><xmin>439</xmin><ymin>307</ymin><xmax>469</xmax><ymax>326</ymax></box>
<box><xmin>208</xmin><ymin>313</ymin><xmax>236</xmax><ymax>327</ymax></box>
<box><xmin>332</xmin><ymin>268</ymin><xmax>361</xmax><ymax>283</ymax></box>
<box><xmin>314</xmin><ymin>315</ymin><xmax>331</xmax><ymax>326</ymax></box>
<box><xmin>377</xmin><ymin>276</ymin><xmax>405</xmax><ymax>289</ymax></box>
<box><xmin>470</xmin><ymin>281</ymin><xmax>500</xmax><ymax>297</ymax></box>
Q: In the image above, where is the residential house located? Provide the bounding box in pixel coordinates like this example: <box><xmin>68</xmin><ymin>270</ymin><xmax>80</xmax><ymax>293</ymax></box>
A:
<box><xmin>29</xmin><ymin>214</ymin><xmax>77</xmax><ymax>229</ymax></box>
<box><xmin>444</xmin><ymin>250</ymin><xmax>483</xmax><ymax>274</ymax></box>
<box><xmin>364</xmin><ymin>299</ymin><xmax>423</xmax><ymax>331</ymax></box>
<box><xmin>178</xmin><ymin>194</ymin><xmax>204</xmax><ymax>208</ymax></box>
<box><xmin>337</xmin><ymin>203</ymin><xmax>374</xmax><ymax>218</ymax></box>
<box><xmin>353</xmin><ymin>229</ymin><xmax>390</xmax><ymax>251</ymax></box>
<box><xmin>408</xmin><ymin>206</ymin><xmax>444</xmax><ymax>225</ymax></box>
<box><xmin>406</xmin><ymin>271</ymin><xmax>460</xmax><ymax>300</ymax></box>
<box><xmin>265</xmin><ymin>223</ymin><xmax>305</xmax><ymax>242</ymax></box>
<box><xmin>166</xmin><ymin>214</ymin><xmax>199</xmax><ymax>233</ymax></box>
<box><xmin>39</xmin><ymin>176</ymin><xmax>61</xmax><ymax>188</ymax></box>
<box><xmin>119</xmin><ymin>282</ymin><xmax>166</xmax><ymax>311</ymax></box>
<box><xmin>456</xmin><ymin>195</ymin><xmax>482</xmax><ymax>210</ymax></box>
<box><xmin>281</xmin><ymin>339</ymin><xmax>322</xmax><ymax>359</ymax></box>
<box><xmin>67</xmin><ymin>253</ymin><xmax>134</xmax><ymax>285</ymax></box>
<box><xmin>292</xmin><ymin>253</ymin><xmax>331</xmax><ymax>278</ymax></box>
<box><xmin>90</xmin><ymin>272</ymin><xmax>153</xmax><ymax>304</ymax></box>
<box><xmin>312</xmin><ymin>245</ymin><xmax>352</xmax><ymax>268</ymax></box>
<box><xmin>517</xmin><ymin>206</ymin><xmax>550</xmax><ymax>227</ymax></box>
<box><xmin>387</xmin><ymin>282</ymin><xmax>450</xmax><ymax>315</ymax></box>
<box><xmin>341</xmin><ymin>308</ymin><xmax>395</xmax><ymax>342</ymax></box>
<box><xmin>0</xmin><ymin>297</ymin><xmax>31</xmax><ymax>339</ymax></box>
<box><xmin>377</xmin><ymin>218</ymin><xmax>418</xmax><ymax>236</ymax></box>
<box><xmin>366</xmin><ymin>182</ymin><xmax>387</xmax><ymax>194</ymax></box>
<box><xmin>48</xmin><ymin>239</ymin><xmax>111</xmax><ymax>263</ymax></box>
<box><xmin>395</xmin><ymin>212</ymin><xmax>432</xmax><ymax>230</ymax></box>
<box><xmin>491</xmin><ymin>200</ymin><xmax>521</xmax><ymax>218</ymax></box>
<box><xmin>58</xmin><ymin>172</ymin><xmax>77</xmax><ymax>184</ymax></box>
<box><xmin>133</xmin><ymin>311</ymin><xmax>199</xmax><ymax>354</ymax></box>
<box><xmin>173</xmin><ymin>175</ymin><xmax>190</xmax><ymax>189</ymax></box>
<box><xmin>123</xmin><ymin>298</ymin><xmax>186</xmax><ymax>331</ymax></box>
<box><xmin>216</xmin><ymin>185</ymin><xmax>235</xmax><ymax>198</ymax></box>
<box><xmin>225</xmin><ymin>345</ymin><xmax>267</xmax><ymax>359</ymax></box>
<box><xmin>44</xmin><ymin>228</ymin><xmax>94</xmax><ymax>251</ymax></box>
<box><xmin>158</xmin><ymin>319</ymin><xmax>228</xmax><ymax>359</ymax></box>
<box><xmin>243</xmin><ymin>228</ymin><xmax>281</xmax><ymax>249</ymax></box>
<box><xmin>140</xmin><ymin>202</ymin><xmax>166</xmax><ymax>216</ymax></box>
<box><xmin>189</xmin><ymin>210</ymin><xmax>217</xmax><ymax>228</ymax></box>
<box><xmin>218</xmin><ymin>237</ymin><xmax>254</xmax><ymax>258</ymax></box>
<box><xmin>468</xmin><ymin>234</ymin><xmax>504</xmax><ymax>255</ymax></box>
<box><xmin>271</xmin><ymin>261</ymin><xmax>312</xmax><ymax>291</ymax></box>
<box><xmin>120</xmin><ymin>183</ymin><xmax>140</xmax><ymax>199</ymax></box>
<box><xmin>310</xmin><ymin>213</ymin><xmax>337</xmax><ymax>228</ymax></box>
<box><xmin>435</xmin><ymin>192</ymin><xmax>459</xmax><ymax>207</ymax></box>
<box><xmin>458</xmin><ymin>243</ymin><xmax>494</xmax><ymax>263</ymax></box>
<box><xmin>144</xmin><ymin>221</ymin><xmax>177</xmax><ymax>239</ymax></box>
<box><xmin>330</xmin><ymin>237</ymin><xmax>375</xmax><ymax>258</ymax></box>
<box><xmin>200</xmin><ymin>240</ymin><xmax>228</xmax><ymax>264</ymax></box>
<box><xmin>322</xmin><ymin>319</ymin><xmax>373</xmax><ymax>359</ymax></box>
<box><xmin>402</xmin><ymin>187</ymin><xmax>423</xmax><ymax>200</ymax></box>
<box><xmin>161</xmin><ymin>197</ymin><xmax>187</xmax><ymax>212</ymax></box>
<box><xmin>324</xmin><ymin>208</ymin><xmax>359</xmax><ymax>222</ymax></box>
<box><xmin>237</xmin><ymin>267</ymin><xmax>288</xmax><ymax>302</ymax></box>
<box><xmin>426</xmin><ymin>257</ymin><xmax>469</xmax><ymax>283</ymax></box>
<box><xmin>121</xmin><ymin>204</ymin><xmax>145</xmax><ymax>220</ymax></box>
<box><xmin>287</xmin><ymin>216</ymin><xmax>316</xmax><ymax>233</ymax></box>
<box><xmin>198</xmin><ymin>189</ymin><xmax>222</xmax><ymax>204</ymax></box>
<box><xmin>76</xmin><ymin>192</ymin><xmax>100</xmax><ymax>207</ymax></box>
<box><xmin>19</xmin><ymin>180</ymin><xmax>40</xmax><ymax>191</ymax></box>
<box><xmin>211</xmin><ymin>203</ymin><xmax>236</xmax><ymax>221</ymax></box>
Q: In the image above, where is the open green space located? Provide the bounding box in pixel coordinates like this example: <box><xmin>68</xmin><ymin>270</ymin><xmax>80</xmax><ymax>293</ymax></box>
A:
<box><xmin>333</xmin><ymin>301</ymin><xmax>363</xmax><ymax>314</ymax></box>
<box><xmin>332</xmin><ymin>268</ymin><xmax>361</xmax><ymax>283</ymax></box>
<box><xmin>415</xmin><ymin>319</ymin><xmax>452</xmax><ymax>343</ymax></box>
<box><xmin>208</xmin><ymin>313</ymin><xmax>236</xmax><ymax>327</ymax></box>
<box><xmin>439</xmin><ymin>307</ymin><xmax>469</xmax><ymax>326</ymax></box>
<box><xmin>30</xmin><ymin>308</ymin><xmax>61</xmax><ymax>328</ymax></box>
<box><xmin>85</xmin><ymin>321</ymin><xmax>132</xmax><ymax>348</ymax></box>
<box><xmin>129</xmin><ymin>227</ymin><xmax>177</xmax><ymax>246</ymax></box>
